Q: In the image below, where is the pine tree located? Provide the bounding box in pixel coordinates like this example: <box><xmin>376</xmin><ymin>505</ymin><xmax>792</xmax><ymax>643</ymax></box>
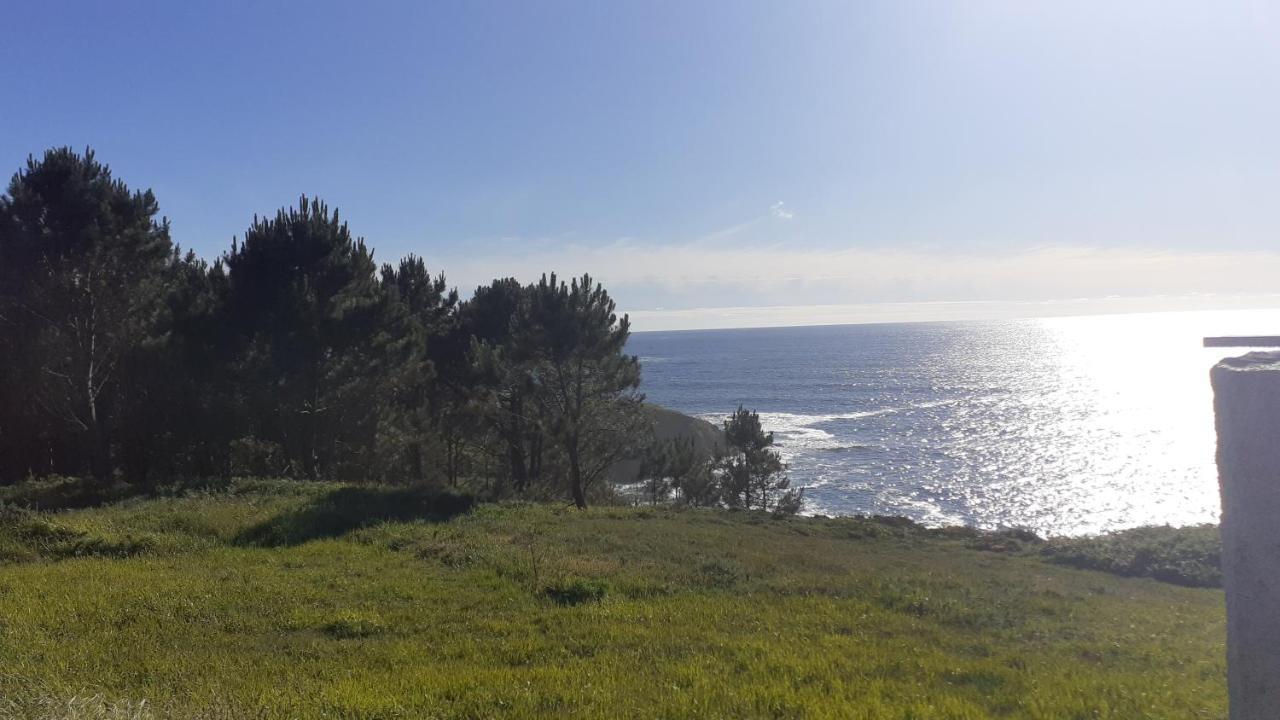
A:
<box><xmin>115</xmin><ymin>249</ymin><xmax>228</xmax><ymax>484</ymax></box>
<box><xmin>637</xmin><ymin>437</ymin><xmax>709</xmax><ymax>506</ymax></box>
<box><xmin>465</xmin><ymin>278</ymin><xmax>546</xmax><ymax>493</ymax></box>
<box><xmin>527</xmin><ymin>273</ymin><xmax>646</xmax><ymax>508</ymax></box>
<box><xmin>719</xmin><ymin>406</ymin><xmax>790</xmax><ymax>510</ymax></box>
<box><xmin>379</xmin><ymin>255</ymin><xmax>459</xmax><ymax>481</ymax></box>
<box><xmin>223</xmin><ymin>196</ymin><xmax>392</xmax><ymax>480</ymax></box>
<box><xmin>0</xmin><ymin>148</ymin><xmax>174</xmax><ymax>482</ymax></box>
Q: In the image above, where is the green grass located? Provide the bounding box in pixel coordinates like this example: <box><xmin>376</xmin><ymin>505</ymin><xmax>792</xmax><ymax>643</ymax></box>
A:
<box><xmin>0</xmin><ymin>481</ymin><xmax>1226</xmax><ymax>719</ymax></box>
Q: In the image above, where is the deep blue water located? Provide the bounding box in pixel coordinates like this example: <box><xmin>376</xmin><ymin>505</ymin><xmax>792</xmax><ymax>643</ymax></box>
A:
<box><xmin>628</xmin><ymin>309</ymin><xmax>1280</xmax><ymax>535</ymax></box>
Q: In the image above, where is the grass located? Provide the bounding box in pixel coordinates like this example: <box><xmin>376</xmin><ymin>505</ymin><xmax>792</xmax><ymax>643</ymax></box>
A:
<box><xmin>0</xmin><ymin>481</ymin><xmax>1226</xmax><ymax>719</ymax></box>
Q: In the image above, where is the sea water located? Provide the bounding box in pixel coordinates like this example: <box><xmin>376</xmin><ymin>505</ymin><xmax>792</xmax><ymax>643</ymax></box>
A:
<box><xmin>628</xmin><ymin>308</ymin><xmax>1280</xmax><ymax>536</ymax></box>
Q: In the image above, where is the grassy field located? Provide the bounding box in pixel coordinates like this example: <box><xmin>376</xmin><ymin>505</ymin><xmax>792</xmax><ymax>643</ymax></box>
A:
<box><xmin>0</xmin><ymin>481</ymin><xmax>1226</xmax><ymax>719</ymax></box>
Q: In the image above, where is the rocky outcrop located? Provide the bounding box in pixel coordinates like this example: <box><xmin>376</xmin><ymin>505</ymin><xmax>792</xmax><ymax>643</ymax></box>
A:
<box><xmin>608</xmin><ymin>404</ymin><xmax>724</xmax><ymax>484</ymax></box>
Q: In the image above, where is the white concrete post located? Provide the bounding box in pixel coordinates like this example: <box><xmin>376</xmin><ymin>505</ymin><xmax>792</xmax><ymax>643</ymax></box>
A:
<box><xmin>1212</xmin><ymin>351</ymin><xmax>1280</xmax><ymax>719</ymax></box>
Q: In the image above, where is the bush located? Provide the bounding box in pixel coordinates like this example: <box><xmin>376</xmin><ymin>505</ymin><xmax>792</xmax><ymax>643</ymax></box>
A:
<box><xmin>772</xmin><ymin>488</ymin><xmax>804</xmax><ymax>517</ymax></box>
<box><xmin>966</xmin><ymin>528</ymin><xmax>1042</xmax><ymax>553</ymax></box>
<box><xmin>1043</xmin><ymin>524</ymin><xmax>1221</xmax><ymax>587</ymax></box>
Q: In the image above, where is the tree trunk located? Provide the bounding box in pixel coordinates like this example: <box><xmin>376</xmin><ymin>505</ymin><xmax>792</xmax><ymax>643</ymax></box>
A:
<box><xmin>506</xmin><ymin>399</ymin><xmax>528</xmax><ymax>493</ymax></box>
<box><xmin>304</xmin><ymin>359</ymin><xmax>321</xmax><ymax>481</ymax></box>
<box><xmin>529</xmin><ymin>432</ymin><xmax>543</xmax><ymax>486</ymax></box>
<box><xmin>83</xmin><ymin>337</ymin><xmax>111</xmax><ymax>483</ymax></box>
<box><xmin>408</xmin><ymin>439</ymin><xmax>424</xmax><ymax>481</ymax></box>
<box><xmin>446</xmin><ymin>434</ymin><xmax>459</xmax><ymax>486</ymax></box>
<box><xmin>567</xmin><ymin>438</ymin><xmax>586</xmax><ymax>509</ymax></box>
<box><xmin>88</xmin><ymin>418</ymin><xmax>111</xmax><ymax>484</ymax></box>
<box><xmin>508</xmin><ymin>428</ymin><xmax>528</xmax><ymax>493</ymax></box>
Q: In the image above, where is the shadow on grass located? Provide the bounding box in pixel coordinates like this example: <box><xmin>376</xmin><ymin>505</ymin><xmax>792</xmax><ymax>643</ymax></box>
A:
<box><xmin>234</xmin><ymin>485</ymin><xmax>476</xmax><ymax>547</ymax></box>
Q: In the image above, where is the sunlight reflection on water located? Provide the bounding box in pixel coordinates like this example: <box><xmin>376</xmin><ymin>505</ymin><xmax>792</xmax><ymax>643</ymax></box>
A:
<box><xmin>631</xmin><ymin>308</ymin><xmax>1280</xmax><ymax>536</ymax></box>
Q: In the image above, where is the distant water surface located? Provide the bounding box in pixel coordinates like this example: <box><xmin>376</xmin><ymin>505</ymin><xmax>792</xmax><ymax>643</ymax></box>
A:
<box><xmin>628</xmin><ymin>309</ymin><xmax>1280</xmax><ymax>536</ymax></box>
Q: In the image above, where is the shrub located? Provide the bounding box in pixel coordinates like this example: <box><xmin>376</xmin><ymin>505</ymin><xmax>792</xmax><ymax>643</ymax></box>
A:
<box><xmin>1043</xmin><ymin>524</ymin><xmax>1221</xmax><ymax>587</ymax></box>
<box><xmin>966</xmin><ymin>528</ymin><xmax>1042</xmax><ymax>553</ymax></box>
<box><xmin>773</xmin><ymin>488</ymin><xmax>804</xmax><ymax>517</ymax></box>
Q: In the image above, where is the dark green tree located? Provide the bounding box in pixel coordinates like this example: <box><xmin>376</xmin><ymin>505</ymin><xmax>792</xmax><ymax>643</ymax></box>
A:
<box><xmin>636</xmin><ymin>441</ymin><xmax>674</xmax><ymax>505</ymax></box>
<box><xmin>665</xmin><ymin>437</ymin><xmax>721</xmax><ymax>506</ymax></box>
<box><xmin>115</xmin><ymin>250</ymin><xmax>231</xmax><ymax>484</ymax></box>
<box><xmin>637</xmin><ymin>436</ymin><xmax>714</xmax><ymax>506</ymax></box>
<box><xmin>0</xmin><ymin>145</ymin><xmax>669</xmax><ymax>499</ymax></box>
<box><xmin>718</xmin><ymin>406</ymin><xmax>791</xmax><ymax>511</ymax></box>
<box><xmin>379</xmin><ymin>255</ymin><xmax>459</xmax><ymax>482</ymax></box>
<box><xmin>465</xmin><ymin>278</ymin><xmax>547</xmax><ymax>494</ymax></box>
<box><xmin>527</xmin><ymin>273</ymin><xmax>646</xmax><ymax>508</ymax></box>
<box><xmin>224</xmin><ymin>196</ymin><xmax>393</xmax><ymax>480</ymax></box>
<box><xmin>0</xmin><ymin>148</ymin><xmax>174</xmax><ymax>482</ymax></box>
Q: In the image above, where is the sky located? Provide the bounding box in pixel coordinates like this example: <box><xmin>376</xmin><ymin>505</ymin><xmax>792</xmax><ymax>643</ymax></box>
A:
<box><xmin>3</xmin><ymin>1</ymin><xmax>1279</xmax><ymax>331</ymax></box>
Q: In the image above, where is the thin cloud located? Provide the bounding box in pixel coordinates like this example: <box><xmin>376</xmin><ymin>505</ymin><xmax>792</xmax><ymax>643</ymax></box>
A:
<box><xmin>625</xmin><ymin>296</ymin><xmax>1280</xmax><ymax>331</ymax></box>
<box><xmin>432</xmin><ymin>242</ymin><xmax>1280</xmax><ymax>329</ymax></box>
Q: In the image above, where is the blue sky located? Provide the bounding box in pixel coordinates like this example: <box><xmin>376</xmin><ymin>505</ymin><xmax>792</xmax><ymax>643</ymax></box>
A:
<box><xmin>3</xmin><ymin>1</ymin><xmax>1279</xmax><ymax>330</ymax></box>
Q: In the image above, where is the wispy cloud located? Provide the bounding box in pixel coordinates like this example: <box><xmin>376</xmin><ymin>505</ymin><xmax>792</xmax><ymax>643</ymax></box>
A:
<box><xmin>694</xmin><ymin>203</ymin><xmax>795</xmax><ymax>245</ymax></box>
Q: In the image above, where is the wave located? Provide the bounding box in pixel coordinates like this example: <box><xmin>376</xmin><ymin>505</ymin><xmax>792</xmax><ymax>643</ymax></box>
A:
<box><xmin>696</xmin><ymin>409</ymin><xmax>889</xmax><ymax>457</ymax></box>
<box><xmin>817</xmin><ymin>444</ymin><xmax>875</xmax><ymax>454</ymax></box>
<box><xmin>693</xmin><ymin>398</ymin><xmax>1004</xmax><ymax>462</ymax></box>
<box><xmin>704</xmin><ymin>400</ymin><xmax>962</xmax><ymax>426</ymax></box>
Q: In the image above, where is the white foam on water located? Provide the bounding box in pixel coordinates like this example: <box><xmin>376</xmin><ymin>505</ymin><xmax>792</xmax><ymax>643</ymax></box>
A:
<box><xmin>694</xmin><ymin>399</ymin><xmax>1005</xmax><ymax>520</ymax></box>
<box><xmin>701</xmin><ymin>399</ymin><xmax>963</xmax><ymax>428</ymax></box>
<box><xmin>697</xmin><ymin>411</ymin><xmax>847</xmax><ymax>457</ymax></box>
<box><xmin>699</xmin><ymin>403</ymin><xmax>951</xmax><ymax>458</ymax></box>
<box><xmin>873</xmin><ymin>489</ymin><xmax>968</xmax><ymax>528</ymax></box>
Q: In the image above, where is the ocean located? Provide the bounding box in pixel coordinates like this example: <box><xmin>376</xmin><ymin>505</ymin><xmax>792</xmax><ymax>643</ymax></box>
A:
<box><xmin>627</xmin><ymin>308</ymin><xmax>1280</xmax><ymax>536</ymax></box>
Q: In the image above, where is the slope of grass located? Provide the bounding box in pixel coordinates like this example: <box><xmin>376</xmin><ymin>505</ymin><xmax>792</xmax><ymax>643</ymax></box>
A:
<box><xmin>0</xmin><ymin>482</ymin><xmax>1226</xmax><ymax>719</ymax></box>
